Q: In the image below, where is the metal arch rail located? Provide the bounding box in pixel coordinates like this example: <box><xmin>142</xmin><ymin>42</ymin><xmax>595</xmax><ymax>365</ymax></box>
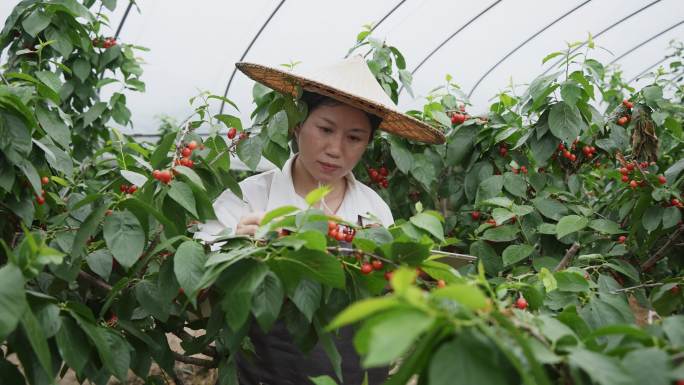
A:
<box><xmin>467</xmin><ymin>0</ymin><xmax>591</xmax><ymax>99</ymax></box>
<box><xmin>218</xmin><ymin>0</ymin><xmax>287</xmax><ymax>114</ymax></box>
<box><xmin>539</xmin><ymin>0</ymin><xmax>662</xmax><ymax>78</ymax></box>
<box><xmin>397</xmin><ymin>0</ymin><xmax>503</xmax><ymax>97</ymax></box>
<box><xmin>627</xmin><ymin>56</ymin><xmax>670</xmax><ymax>83</ymax></box>
<box><xmin>114</xmin><ymin>0</ymin><xmax>135</xmax><ymax>39</ymax></box>
<box><xmin>608</xmin><ymin>19</ymin><xmax>684</xmax><ymax>66</ymax></box>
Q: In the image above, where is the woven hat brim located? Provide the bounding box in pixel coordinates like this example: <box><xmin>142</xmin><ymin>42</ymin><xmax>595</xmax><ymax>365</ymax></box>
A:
<box><xmin>235</xmin><ymin>62</ymin><xmax>446</xmax><ymax>144</ymax></box>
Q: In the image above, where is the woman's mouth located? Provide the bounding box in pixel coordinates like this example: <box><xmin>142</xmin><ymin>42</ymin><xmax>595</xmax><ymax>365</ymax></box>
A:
<box><xmin>318</xmin><ymin>161</ymin><xmax>340</xmax><ymax>173</ymax></box>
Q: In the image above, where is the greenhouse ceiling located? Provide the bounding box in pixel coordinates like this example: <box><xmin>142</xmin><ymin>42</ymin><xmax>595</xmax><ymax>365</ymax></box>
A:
<box><xmin>2</xmin><ymin>0</ymin><xmax>683</xmax><ymax>136</ymax></box>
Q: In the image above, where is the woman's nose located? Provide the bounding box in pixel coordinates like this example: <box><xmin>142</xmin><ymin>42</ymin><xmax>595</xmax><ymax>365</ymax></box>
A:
<box><xmin>324</xmin><ymin>132</ymin><xmax>344</xmax><ymax>158</ymax></box>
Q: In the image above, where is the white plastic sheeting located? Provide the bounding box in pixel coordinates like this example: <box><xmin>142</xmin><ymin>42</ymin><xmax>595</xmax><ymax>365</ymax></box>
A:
<box><xmin>2</xmin><ymin>0</ymin><xmax>683</xmax><ymax>135</ymax></box>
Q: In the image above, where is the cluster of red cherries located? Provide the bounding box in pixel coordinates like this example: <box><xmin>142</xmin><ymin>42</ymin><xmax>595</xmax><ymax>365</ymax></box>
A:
<box><xmin>327</xmin><ymin>220</ymin><xmax>356</xmax><ymax>242</ymax></box>
<box><xmin>616</xmin><ymin>99</ymin><xmax>634</xmax><ymax>126</ymax></box>
<box><xmin>227</xmin><ymin>127</ymin><xmax>248</xmax><ymax>142</ymax></box>
<box><xmin>92</xmin><ymin>36</ymin><xmax>117</xmax><ymax>49</ymax></box>
<box><xmin>174</xmin><ymin>140</ymin><xmax>198</xmax><ymax>168</ymax></box>
<box><xmin>367</xmin><ymin>166</ymin><xmax>389</xmax><ymax>189</ymax></box>
<box><xmin>34</xmin><ymin>176</ymin><xmax>50</xmax><ymax>205</ymax></box>
<box><xmin>119</xmin><ymin>184</ymin><xmax>137</xmax><ymax>194</ymax></box>
<box><xmin>450</xmin><ymin>105</ymin><xmax>469</xmax><ymax>125</ymax></box>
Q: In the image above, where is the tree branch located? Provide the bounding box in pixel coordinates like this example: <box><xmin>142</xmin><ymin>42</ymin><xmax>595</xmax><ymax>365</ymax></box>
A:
<box><xmin>641</xmin><ymin>226</ymin><xmax>684</xmax><ymax>271</ymax></box>
<box><xmin>78</xmin><ymin>271</ymin><xmax>112</xmax><ymax>291</ymax></box>
<box><xmin>554</xmin><ymin>242</ymin><xmax>580</xmax><ymax>272</ymax></box>
<box><xmin>172</xmin><ymin>351</ymin><xmax>216</xmax><ymax>368</ymax></box>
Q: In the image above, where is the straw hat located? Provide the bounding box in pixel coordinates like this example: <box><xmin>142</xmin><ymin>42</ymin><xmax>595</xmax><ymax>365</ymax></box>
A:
<box><xmin>235</xmin><ymin>55</ymin><xmax>445</xmax><ymax>144</ymax></box>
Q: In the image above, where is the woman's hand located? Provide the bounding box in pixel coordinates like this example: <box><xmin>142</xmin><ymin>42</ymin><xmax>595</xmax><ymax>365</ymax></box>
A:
<box><xmin>235</xmin><ymin>211</ymin><xmax>265</xmax><ymax>236</ymax></box>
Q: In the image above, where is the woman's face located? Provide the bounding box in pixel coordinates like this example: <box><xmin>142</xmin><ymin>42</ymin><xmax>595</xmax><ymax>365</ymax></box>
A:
<box><xmin>294</xmin><ymin>103</ymin><xmax>372</xmax><ymax>184</ymax></box>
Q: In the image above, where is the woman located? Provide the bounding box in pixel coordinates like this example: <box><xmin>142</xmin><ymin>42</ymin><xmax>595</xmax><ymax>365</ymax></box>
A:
<box><xmin>197</xmin><ymin>55</ymin><xmax>444</xmax><ymax>384</ymax></box>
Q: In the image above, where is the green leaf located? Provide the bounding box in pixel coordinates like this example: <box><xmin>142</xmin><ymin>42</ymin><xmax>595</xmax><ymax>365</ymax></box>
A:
<box><xmin>120</xmin><ymin>169</ymin><xmax>147</xmax><ymax>187</ymax></box>
<box><xmin>35</xmin><ymin>105</ymin><xmax>70</xmax><ymax>149</ymax></box>
<box><xmin>503</xmin><ymin>172</ymin><xmax>527</xmax><ymax>198</ymax></box>
<box><xmin>35</xmin><ymin>71</ymin><xmax>62</xmax><ymax>95</ymax></box>
<box><xmin>22</xmin><ymin>9</ymin><xmax>51</xmax><ymax>37</ymax></box>
<box><xmin>642</xmin><ymin>206</ymin><xmax>663</xmax><ymax>232</ymax></box>
<box><xmin>305</xmin><ymin>185</ymin><xmax>331</xmax><ymax>206</ymax></box>
<box><xmin>72</xmin><ymin>58</ymin><xmax>90</xmax><ymax>82</ymax></box>
<box><xmin>481</xmin><ymin>225</ymin><xmax>519</xmax><ymax>242</ymax></box>
<box><xmin>560</xmin><ymin>82</ymin><xmax>582</xmax><ymax>106</ymax></box>
<box><xmin>428</xmin><ymin>330</ymin><xmax>510</xmax><ymax>385</ymax></box>
<box><xmin>174</xmin><ymin>165</ymin><xmax>206</xmax><ymax>191</ymax></box>
<box><xmin>214</xmin><ymin>113</ymin><xmax>242</xmax><ymax>130</ymax></box>
<box><xmin>103</xmin><ymin>210</ymin><xmax>145</xmax><ymax>269</ymax></box>
<box><xmin>291</xmin><ymin>279</ymin><xmax>322</xmax><ymax>322</ymax></box>
<box><xmin>135</xmin><ymin>279</ymin><xmax>171</xmax><ymax>322</ymax></box>
<box><xmin>173</xmin><ymin>241</ymin><xmax>207</xmax><ymax>296</ymax></box>
<box><xmin>446</xmin><ymin>126</ymin><xmax>476</xmax><ymax>166</ymax></box>
<box><xmin>492</xmin><ymin>208</ymin><xmax>515</xmax><ymax>225</ymax></box>
<box><xmin>327</xmin><ymin>297</ymin><xmax>398</xmax><ymax>330</ymax></box>
<box><xmin>71</xmin><ymin>204</ymin><xmax>109</xmax><ymax>259</ymax></box>
<box><xmin>86</xmin><ymin>249</ymin><xmax>113</xmax><ymax>281</ymax></box>
<box><xmin>236</xmin><ymin>134</ymin><xmax>263</xmax><ymax>170</ymax></box>
<box><xmin>540</xmin><ymin>267</ymin><xmax>558</xmax><ymax>291</ymax></box>
<box><xmin>251</xmin><ymin>272</ymin><xmax>284</xmax><ymax>332</ymax></box>
<box><xmin>475</xmin><ymin>175</ymin><xmax>503</xmax><ymax>203</ymax></box>
<box><xmin>431</xmin><ymin>284</ymin><xmax>488</xmax><ymax>311</ymax></box>
<box><xmin>81</xmin><ymin>102</ymin><xmax>107</xmax><ymax>127</ymax></box>
<box><xmin>568</xmin><ymin>349</ymin><xmax>633</xmax><ymax>385</ymax></box>
<box><xmin>470</xmin><ymin>240</ymin><xmax>502</xmax><ymax>275</ymax></box>
<box><xmin>274</xmin><ymin>249</ymin><xmax>345</xmax><ymax>289</ymax></box>
<box><xmin>363</xmin><ymin>309</ymin><xmax>433</xmax><ymax>367</ymax></box>
<box><xmin>622</xmin><ymin>348</ymin><xmax>670</xmax><ymax>385</ymax></box>
<box><xmin>0</xmin><ymin>264</ymin><xmax>26</xmax><ymax>341</ymax></box>
<box><xmin>217</xmin><ymin>259</ymin><xmax>268</xmax><ymax>331</ymax></box>
<box><xmin>389</xmin><ymin>137</ymin><xmax>413</xmax><ymax>173</ymax></box>
<box><xmin>548</xmin><ymin>102</ymin><xmax>584</xmax><ymax>144</ymax></box>
<box><xmin>532</xmin><ymin>198</ymin><xmax>568</xmax><ymax>220</ymax></box>
<box><xmin>55</xmin><ymin>316</ymin><xmax>91</xmax><ymax>376</ymax></box>
<box><xmin>662</xmin><ymin>316</ymin><xmax>684</xmax><ymax>347</ymax></box>
<box><xmin>20</xmin><ymin>307</ymin><xmax>52</xmax><ymax>378</ymax></box>
<box><xmin>309</xmin><ymin>376</ymin><xmax>339</xmax><ymax>385</ymax></box>
<box><xmin>266</xmin><ymin>110</ymin><xmax>289</xmax><ymax>148</ymax></box>
<box><xmin>409</xmin><ymin>212</ymin><xmax>444</xmax><ymax>241</ymax></box>
<box><xmin>662</xmin><ymin>206</ymin><xmax>681</xmax><ymax>229</ymax></box>
<box><xmin>554</xmin><ymin>271</ymin><xmax>589</xmax><ymax>292</ymax></box>
<box><xmin>556</xmin><ymin>215</ymin><xmax>588</xmax><ymax>239</ymax></box>
<box><xmin>589</xmin><ymin>219</ymin><xmax>623</xmax><ymax>234</ymax></box>
<box><xmin>502</xmin><ymin>244</ymin><xmax>534</xmax><ymax>266</ymax></box>
<box><xmin>168</xmin><ymin>181</ymin><xmax>198</xmax><ymax>218</ymax></box>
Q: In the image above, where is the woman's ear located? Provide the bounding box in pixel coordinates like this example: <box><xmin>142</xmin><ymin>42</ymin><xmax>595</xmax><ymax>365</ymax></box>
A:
<box><xmin>293</xmin><ymin>123</ymin><xmax>302</xmax><ymax>140</ymax></box>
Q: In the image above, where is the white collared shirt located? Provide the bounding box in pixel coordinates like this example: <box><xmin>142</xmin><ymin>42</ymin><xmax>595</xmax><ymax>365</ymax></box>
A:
<box><xmin>195</xmin><ymin>155</ymin><xmax>393</xmax><ymax>243</ymax></box>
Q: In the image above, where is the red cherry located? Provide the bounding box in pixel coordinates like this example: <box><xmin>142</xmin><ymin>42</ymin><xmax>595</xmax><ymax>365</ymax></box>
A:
<box><xmin>621</xmin><ymin>175</ymin><xmax>629</xmax><ymax>182</ymax></box>
<box><xmin>384</xmin><ymin>271</ymin><xmax>394</xmax><ymax>281</ymax></box>
<box><xmin>671</xmin><ymin>286</ymin><xmax>681</xmax><ymax>295</ymax></box>
<box><xmin>486</xmin><ymin>219</ymin><xmax>497</xmax><ymax>226</ymax></box>
<box><xmin>671</xmin><ymin>199</ymin><xmax>681</xmax><ymax>207</ymax></box>
<box><xmin>570</xmin><ymin>154</ymin><xmax>577</xmax><ymax>162</ymax></box>
<box><xmin>41</xmin><ymin>176</ymin><xmax>49</xmax><ymax>185</ymax></box>
<box><xmin>515</xmin><ymin>297</ymin><xmax>528</xmax><ymax>310</ymax></box>
<box><xmin>328</xmin><ymin>220</ymin><xmax>337</xmax><ymax>231</ymax></box>
<box><xmin>499</xmin><ymin>147</ymin><xmax>508</xmax><ymax>157</ymax></box>
<box><xmin>35</xmin><ymin>196</ymin><xmax>45</xmax><ymax>205</ymax></box>
<box><xmin>105</xmin><ymin>209</ymin><xmax>113</xmax><ymax>216</ymax></box>
<box><xmin>178</xmin><ymin>288</ymin><xmax>185</xmax><ymax>296</ymax></box>
<box><xmin>520</xmin><ymin>166</ymin><xmax>528</xmax><ymax>174</ymax></box>
<box><xmin>187</xmin><ymin>140</ymin><xmax>198</xmax><ymax>150</ymax></box>
<box><xmin>622</xmin><ymin>99</ymin><xmax>633</xmax><ymax>109</ymax></box>
<box><xmin>127</xmin><ymin>185</ymin><xmax>137</xmax><ymax>194</ymax></box>
<box><xmin>107</xmin><ymin>314</ymin><xmax>118</xmax><ymax>326</ymax></box>
<box><xmin>563</xmin><ymin>150</ymin><xmax>572</xmax><ymax>159</ymax></box>
<box><xmin>436</xmin><ymin>279</ymin><xmax>446</xmax><ymax>288</ymax></box>
<box><xmin>617</xmin><ymin>116</ymin><xmax>628</xmax><ymax>126</ymax></box>
<box><xmin>371</xmin><ymin>260</ymin><xmax>383</xmax><ymax>270</ymax></box>
<box><xmin>329</xmin><ymin>228</ymin><xmax>338</xmax><ymax>239</ymax></box>
<box><xmin>159</xmin><ymin>170</ymin><xmax>172</xmax><ymax>184</ymax></box>
<box><xmin>626</xmin><ymin>163</ymin><xmax>635</xmax><ymax>171</ymax></box>
<box><xmin>380</xmin><ymin>179</ymin><xmax>389</xmax><ymax>189</ymax></box>
<box><xmin>152</xmin><ymin>169</ymin><xmax>161</xmax><ymax>180</ymax></box>
<box><xmin>512</xmin><ymin>167</ymin><xmax>519</xmax><ymax>175</ymax></box>
<box><xmin>558</xmin><ymin>143</ymin><xmax>565</xmax><ymax>151</ymax></box>
<box><xmin>379</xmin><ymin>167</ymin><xmax>388</xmax><ymax>177</ymax></box>
<box><xmin>582</xmin><ymin>146</ymin><xmax>591</xmax><ymax>155</ymax></box>
<box><xmin>369</xmin><ymin>169</ymin><xmax>379</xmax><ymax>181</ymax></box>
<box><xmin>617</xmin><ymin>235</ymin><xmax>627</xmax><ymax>244</ymax></box>
<box><xmin>360</xmin><ymin>263</ymin><xmax>373</xmax><ymax>275</ymax></box>
<box><xmin>120</xmin><ymin>184</ymin><xmax>128</xmax><ymax>192</ymax></box>
<box><xmin>619</xmin><ymin>167</ymin><xmax>629</xmax><ymax>175</ymax></box>
<box><xmin>227</xmin><ymin>127</ymin><xmax>237</xmax><ymax>139</ymax></box>
<box><xmin>181</xmin><ymin>147</ymin><xmax>192</xmax><ymax>158</ymax></box>
<box><xmin>336</xmin><ymin>231</ymin><xmax>346</xmax><ymax>242</ymax></box>
<box><xmin>629</xmin><ymin>180</ymin><xmax>638</xmax><ymax>189</ymax></box>
<box><xmin>344</xmin><ymin>233</ymin><xmax>353</xmax><ymax>242</ymax></box>
<box><xmin>471</xmin><ymin>211</ymin><xmax>481</xmax><ymax>220</ymax></box>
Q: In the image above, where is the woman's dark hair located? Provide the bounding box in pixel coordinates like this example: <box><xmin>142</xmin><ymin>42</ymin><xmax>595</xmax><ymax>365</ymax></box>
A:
<box><xmin>299</xmin><ymin>90</ymin><xmax>381</xmax><ymax>142</ymax></box>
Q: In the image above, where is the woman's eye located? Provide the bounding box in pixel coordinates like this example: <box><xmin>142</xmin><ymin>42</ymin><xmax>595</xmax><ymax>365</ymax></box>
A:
<box><xmin>349</xmin><ymin>136</ymin><xmax>361</xmax><ymax>142</ymax></box>
<box><xmin>319</xmin><ymin>126</ymin><xmax>332</xmax><ymax>133</ymax></box>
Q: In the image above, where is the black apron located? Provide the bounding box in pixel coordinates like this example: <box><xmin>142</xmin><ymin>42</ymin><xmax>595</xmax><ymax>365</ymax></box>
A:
<box><xmin>236</xmin><ymin>320</ymin><xmax>389</xmax><ymax>385</ymax></box>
